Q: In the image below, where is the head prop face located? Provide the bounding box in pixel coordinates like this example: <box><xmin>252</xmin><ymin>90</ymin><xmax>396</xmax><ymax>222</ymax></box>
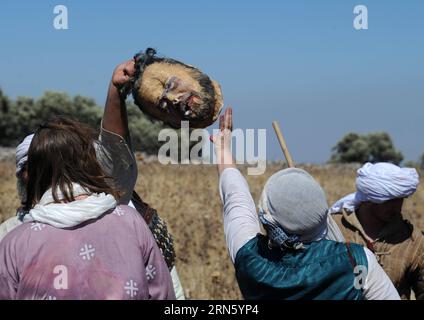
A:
<box><xmin>126</xmin><ymin>48</ymin><xmax>223</xmax><ymax>128</ymax></box>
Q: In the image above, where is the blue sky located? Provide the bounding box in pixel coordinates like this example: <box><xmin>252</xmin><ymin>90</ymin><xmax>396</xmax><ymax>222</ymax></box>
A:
<box><xmin>0</xmin><ymin>0</ymin><xmax>423</xmax><ymax>163</ymax></box>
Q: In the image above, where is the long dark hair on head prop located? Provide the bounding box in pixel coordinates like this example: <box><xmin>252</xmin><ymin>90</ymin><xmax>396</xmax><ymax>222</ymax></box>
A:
<box><xmin>133</xmin><ymin>48</ymin><xmax>157</xmax><ymax>80</ymax></box>
<box><xmin>119</xmin><ymin>48</ymin><xmax>157</xmax><ymax>98</ymax></box>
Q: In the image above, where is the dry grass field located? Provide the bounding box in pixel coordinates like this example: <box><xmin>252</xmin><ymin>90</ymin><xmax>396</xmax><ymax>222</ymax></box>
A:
<box><xmin>0</xmin><ymin>160</ymin><xmax>423</xmax><ymax>299</ymax></box>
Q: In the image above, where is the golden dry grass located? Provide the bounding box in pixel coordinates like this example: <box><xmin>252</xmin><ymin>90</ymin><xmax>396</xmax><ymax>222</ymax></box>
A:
<box><xmin>0</xmin><ymin>161</ymin><xmax>423</xmax><ymax>299</ymax></box>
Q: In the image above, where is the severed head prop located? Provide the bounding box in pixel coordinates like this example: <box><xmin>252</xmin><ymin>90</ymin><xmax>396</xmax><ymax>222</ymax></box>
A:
<box><xmin>122</xmin><ymin>48</ymin><xmax>223</xmax><ymax>128</ymax></box>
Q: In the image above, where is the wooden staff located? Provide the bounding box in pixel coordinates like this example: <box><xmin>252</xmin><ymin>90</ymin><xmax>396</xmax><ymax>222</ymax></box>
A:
<box><xmin>272</xmin><ymin>121</ymin><xmax>295</xmax><ymax>168</ymax></box>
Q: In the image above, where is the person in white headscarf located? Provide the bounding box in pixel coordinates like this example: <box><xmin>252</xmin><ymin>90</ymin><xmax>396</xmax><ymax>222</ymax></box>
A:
<box><xmin>329</xmin><ymin>162</ymin><xmax>419</xmax><ymax>214</ymax></box>
<box><xmin>212</xmin><ymin>108</ymin><xmax>399</xmax><ymax>300</ymax></box>
<box><xmin>15</xmin><ymin>134</ymin><xmax>34</xmax><ymax>174</ymax></box>
<box><xmin>0</xmin><ymin>116</ymin><xmax>175</xmax><ymax>300</ymax></box>
<box><xmin>330</xmin><ymin>162</ymin><xmax>424</xmax><ymax>300</ymax></box>
<box><xmin>0</xmin><ymin>57</ymin><xmax>185</xmax><ymax>300</ymax></box>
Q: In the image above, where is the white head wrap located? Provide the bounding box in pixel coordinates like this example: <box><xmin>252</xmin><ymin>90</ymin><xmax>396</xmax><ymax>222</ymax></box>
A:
<box><xmin>15</xmin><ymin>134</ymin><xmax>34</xmax><ymax>175</ymax></box>
<box><xmin>329</xmin><ymin>162</ymin><xmax>420</xmax><ymax>214</ymax></box>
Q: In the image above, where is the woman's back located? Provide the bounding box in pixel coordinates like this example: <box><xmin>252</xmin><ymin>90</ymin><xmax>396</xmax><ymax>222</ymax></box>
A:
<box><xmin>0</xmin><ymin>205</ymin><xmax>175</xmax><ymax>300</ymax></box>
<box><xmin>218</xmin><ymin>167</ymin><xmax>400</xmax><ymax>300</ymax></box>
<box><xmin>235</xmin><ymin>236</ymin><xmax>367</xmax><ymax>300</ymax></box>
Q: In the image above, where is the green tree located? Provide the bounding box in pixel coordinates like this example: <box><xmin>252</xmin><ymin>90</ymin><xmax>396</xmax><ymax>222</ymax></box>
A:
<box><xmin>127</xmin><ymin>102</ymin><xmax>165</xmax><ymax>154</ymax></box>
<box><xmin>34</xmin><ymin>91</ymin><xmax>102</xmax><ymax>128</ymax></box>
<box><xmin>0</xmin><ymin>90</ymin><xmax>104</xmax><ymax>146</ymax></box>
<box><xmin>366</xmin><ymin>132</ymin><xmax>403</xmax><ymax>164</ymax></box>
<box><xmin>0</xmin><ymin>88</ymin><xmax>9</xmax><ymax>113</ymax></box>
<box><xmin>0</xmin><ymin>89</ymin><xmax>12</xmax><ymax>144</ymax></box>
<box><xmin>331</xmin><ymin>131</ymin><xmax>403</xmax><ymax>165</ymax></box>
<box><xmin>330</xmin><ymin>133</ymin><xmax>369</xmax><ymax>163</ymax></box>
<box><xmin>71</xmin><ymin>95</ymin><xmax>103</xmax><ymax>128</ymax></box>
<box><xmin>0</xmin><ymin>88</ymin><xmax>173</xmax><ymax>155</ymax></box>
<box><xmin>0</xmin><ymin>91</ymin><xmax>35</xmax><ymax>146</ymax></box>
<box><xmin>420</xmin><ymin>153</ymin><xmax>424</xmax><ymax>170</ymax></box>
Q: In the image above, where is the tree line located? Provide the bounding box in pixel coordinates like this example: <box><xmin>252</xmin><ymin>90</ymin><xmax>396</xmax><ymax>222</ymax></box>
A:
<box><xmin>1</xmin><ymin>88</ymin><xmax>423</xmax><ymax>168</ymax></box>
<box><xmin>331</xmin><ymin>132</ymin><xmax>423</xmax><ymax>169</ymax></box>
<box><xmin>0</xmin><ymin>88</ymin><xmax>165</xmax><ymax>155</ymax></box>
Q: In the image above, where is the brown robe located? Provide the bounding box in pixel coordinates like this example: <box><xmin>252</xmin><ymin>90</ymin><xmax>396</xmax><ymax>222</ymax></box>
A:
<box><xmin>332</xmin><ymin>209</ymin><xmax>424</xmax><ymax>300</ymax></box>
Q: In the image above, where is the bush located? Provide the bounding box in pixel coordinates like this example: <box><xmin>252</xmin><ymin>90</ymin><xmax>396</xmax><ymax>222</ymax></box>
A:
<box><xmin>127</xmin><ymin>102</ymin><xmax>166</xmax><ymax>154</ymax></box>
<box><xmin>366</xmin><ymin>132</ymin><xmax>403</xmax><ymax>164</ymax></box>
<box><xmin>330</xmin><ymin>133</ymin><xmax>369</xmax><ymax>164</ymax></box>
<box><xmin>331</xmin><ymin>131</ymin><xmax>403</xmax><ymax>165</ymax></box>
<box><xmin>0</xmin><ymin>92</ymin><xmax>38</xmax><ymax>146</ymax></box>
<box><xmin>0</xmin><ymin>89</ymin><xmax>169</xmax><ymax>155</ymax></box>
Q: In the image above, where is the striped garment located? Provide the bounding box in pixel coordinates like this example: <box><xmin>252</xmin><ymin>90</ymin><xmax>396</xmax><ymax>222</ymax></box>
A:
<box><xmin>332</xmin><ymin>209</ymin><xmax>424</xmax><ymax>300</ymax></box>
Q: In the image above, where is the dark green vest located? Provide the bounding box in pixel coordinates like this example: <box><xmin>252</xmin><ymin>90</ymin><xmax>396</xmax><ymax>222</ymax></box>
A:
<box><xmin>235</xmin><ymin>235</ymin><xmax>368</xmax><ymax>300</ymax></box>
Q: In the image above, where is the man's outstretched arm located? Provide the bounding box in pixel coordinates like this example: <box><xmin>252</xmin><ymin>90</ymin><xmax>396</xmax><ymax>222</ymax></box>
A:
<box><xmin>96</xmin><ymin>59</ymin><xmax>138</xmax><ymax>205</ymax></box>
<box><xmin>102</xmin><ymin>60</ymin><xmax>135</xmax><ymax>144</ymax></box>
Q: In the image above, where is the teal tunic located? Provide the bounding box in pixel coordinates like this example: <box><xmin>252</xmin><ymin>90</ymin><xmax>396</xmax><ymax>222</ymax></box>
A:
<box><xmin>234</xmin><ymin>235</ymin><xmax>368</xmax><ymax>300</ymax></box>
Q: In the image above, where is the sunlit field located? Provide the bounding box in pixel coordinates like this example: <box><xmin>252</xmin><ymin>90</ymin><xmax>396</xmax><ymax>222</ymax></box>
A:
<box><xmin>1</xmin><ymin>161</ymin><xmax>423</xmax><ymax>299</ymax></box>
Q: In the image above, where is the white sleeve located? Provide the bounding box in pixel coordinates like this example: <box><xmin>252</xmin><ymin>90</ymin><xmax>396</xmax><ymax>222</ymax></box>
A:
<box><xmin>363</xmin><ymin>248</ymin><xmax>400</xmax><ymax>300</ymax></box>
<box><xmin>219</xmin><ymin>168</ymin><xmax>261</xmax><ymax>264</ymax></box>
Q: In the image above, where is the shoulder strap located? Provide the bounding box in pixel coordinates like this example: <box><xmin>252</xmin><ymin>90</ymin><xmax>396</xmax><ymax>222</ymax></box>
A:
<box><xmin>130</xmin><ymin>190</ymin><xmax>176</xmax><ymax>270</ymax></box>
<box><xmin>345</xmin><ymin>241</ymin><xmax>357</xmax><ymax>269</ymax></box>
<box><xmin>131</xmin><ymin>191</ymin><xmax>155</xmax><ymax>225</ymax></box>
